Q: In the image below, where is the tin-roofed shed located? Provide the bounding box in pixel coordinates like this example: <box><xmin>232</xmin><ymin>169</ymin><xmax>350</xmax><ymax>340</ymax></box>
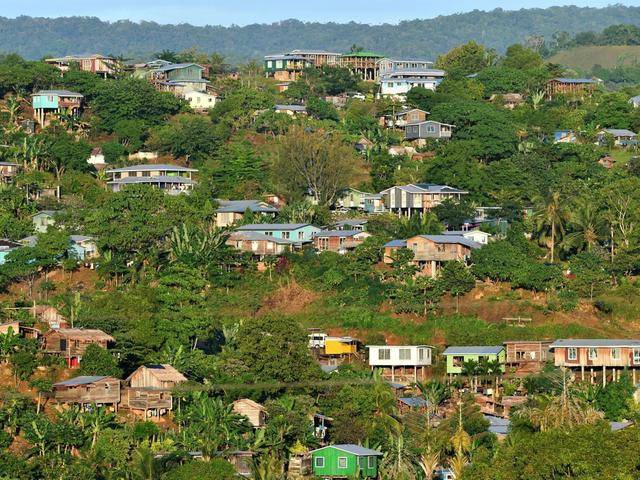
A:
<box><xmin>53</xmin><ymin>376</ymin><xmax>120</xmax><ymax>408</ymax></box>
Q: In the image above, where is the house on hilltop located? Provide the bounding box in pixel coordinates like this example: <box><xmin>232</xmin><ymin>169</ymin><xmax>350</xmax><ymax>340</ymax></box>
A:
<box><xmin>42</xmin><ymin>328</ymin><xmax>115</xmax><ymax>368</ymax></box>
<box><xmin>105</xmin><ymin>164</ymin><xmax>197</xmax><ymax>195</ymax></box>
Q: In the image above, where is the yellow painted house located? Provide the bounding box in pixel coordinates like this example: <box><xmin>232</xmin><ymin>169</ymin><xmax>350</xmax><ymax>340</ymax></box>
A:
<box><xmin>324</xmin><ymin>337</ymin><xmax>358</xmax><ymax>356</ymax></box>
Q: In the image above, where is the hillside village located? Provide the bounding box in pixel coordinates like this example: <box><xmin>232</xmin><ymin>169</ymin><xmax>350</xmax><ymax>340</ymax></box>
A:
<box><xmin>2</xmin><ymin>19</ymin><xmax>640</xmax><ymax>480</ymax></box>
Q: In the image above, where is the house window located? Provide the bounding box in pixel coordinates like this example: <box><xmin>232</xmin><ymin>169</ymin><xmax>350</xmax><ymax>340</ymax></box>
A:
<box><xmin>634</xmin><ymin>349</ymin><xmax>640</xmax><ymax>364</ymax></box>
<box><xmin>298</xmin><ymin>232</ymin><xmax>304</xmax><ymax>240</ymax></box>
<box><xmin>264</xmin><ymin>231</ymin><xmax>274</xmax><ymax>237</ymax></box>
<box><xmin>378</xmin><ymin>348</ymin><xmax>391</xmax><ymax>360</ymax></box>
<box><xmin>315</xmin><ymin>457</ymin><xmax>325</xmax><ymax>468</ymax></box>
<box><xmin>368</xmin><ymin>457</ymin><xmax>375</xmax><ymax>468</ymax></box>
<box><xmin>588</xmin><ymin>348</ymin><xmax>598</xmax><ymax>360</ymax></box>
<box><xmin>567</xmin><ymin>347</ymin><xmax>577</xmax><ymax>361</ymax></box>
<box><xmin>452</xmin><ymin>356</ymin><xmax>464</xmax><ymax>367</ymax></box>
<box><xmin>399</xmin><ymin>348</ymin><xmax>411</xmax><ymax>360</ymax></box>
<box><xmin>427</xmin><ymin>124</ymin><xmax>436</xmax><ymax>133</ymax></box>
<box><xmin>338</xmin><ymin>457</ymin><xmax>348</xmax><ymax>469</ymax></box>
<box><xmin>611</xmin><ymin>348</ymin><xmax>621</xmax><ymax>360</ymax></box>
<box><xmin>282</xmin><ymin>232</ymin><xmax>290</xmax><ymax>239</ymax></box>
<box><xmin>419</xmin><ymin>348</ymin><xmax>427</xmax><ymax>361</ymax></box>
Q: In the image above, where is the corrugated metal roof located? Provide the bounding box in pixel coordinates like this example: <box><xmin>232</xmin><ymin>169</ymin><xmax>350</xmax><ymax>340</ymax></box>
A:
<box><xmin>552</xmin><ymin>77</ymin><xmax>596</xmax><ymax>84</ymax></box>
<box><xmin>485</xmin><ymin>414</ymin><xmax>510</xmax><ymax>435</ymax></box>
<box><xmin>229</xmin><ymin>232</ymin><xmax>300</xmax><ymax>245</ymax></box>
<box><xmin>153</xmin><ymin>62</ymin><xmax>203</xmax><ymax>72</ymax></box>
<box><xmin>443</xmin><ymin>346</ymin><xmax>504</xmax><ymax>355</ymax></box>
<box><xmin>311</xmin><ymin>444</ymin><xmax>383</xmax><ymax>456</ymax></box>
<box><xmin>216</xmin><ymin>200</ymin><xmax>278</xmax><ymax>214</ymax></box>
<box><xmin>108</xmin><ymin>176</ymin><xmax>196</xmax><ymax>185</ymax></box>
<box><xmin>54</xmin><ymin>375</ymin><xmax>108</xmax><ymax>387</ymax></box>
<box><xmin>384</xmin><ymin>239</ymin><xmax>407</xmax><ymax>248</ymax></box>
<box><xmin>106</xmin><ymin>164</ymin><xmax>197</xmax><ymax>173</ymax></box>
<box><xmin>313</xmin><ymin>230</ymin><xmax>366</xmax><ymax>238</ymax></box>
<box><xmin>237</xmin><ymin>223</ymin><xmax>311</xmax><ymax>231</ymax></box>
<box><xmin>415</xmin><ymin>235</ymin><xmax>482</xmax><ymax>249</ymax></box>
<box><xmin>610</xmin><ymin>421</ymin><xmax>634</xmax><ymax>431</ymax></box>
<box><xmin>398</xmin><ymin>397</ymin><xmax>430</xmax><ymax>407</ymax></box>
<box><xmin>550</xmin><ymin>339</ymin><xmax>640</xmax><ymax>348</ymax></box>
<box><xmin>602</xmin><ymin>128</ymin><xmax>637</xmax><ymax>137</ymax></box>
<box><xmin>274</xmin><ymin>105</ymin><xmax>307</xmax><ymax>112</ymax></box>
<box><xmin>33</xmin><ymin>90</ymin><xmax>83</xmax><ymax>97</ymax></box>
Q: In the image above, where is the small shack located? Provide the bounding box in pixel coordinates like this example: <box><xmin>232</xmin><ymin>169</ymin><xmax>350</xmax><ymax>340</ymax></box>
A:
<box><xmin>123</xmin><ymin>364</ymin><xmax>188</xmax><ymax>418</ymax></box>
<box><xmin>232</xmin><ymin>398</ymin><xmax>267</xmax><ymax>428</ymax></box>
<box><xmin>226</xmin><ymin>451</ymin><xmax>255</xmax><ymax>477</ymax></box>
<box><xmin>504</xmin><ymin>340</ymin><xmax>551</xmax><ymax>370</ymax></box>
<box><xmin>42</xmin><ymin>328</ymin><xmax>115</xmax><ymax>367</ymax></box>
<box><xmin>53</xmin><ymin>376</ymin><xmax>120</xmax><ymax>409</ymax></box>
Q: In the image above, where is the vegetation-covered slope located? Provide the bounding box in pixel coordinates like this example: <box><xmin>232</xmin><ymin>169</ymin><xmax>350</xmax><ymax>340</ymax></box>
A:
<box><xmin>2</xmin><ymin>5</ymin><xmax>640</xmax><ymax>61</ymax></box>
<box><xmin>549</xmin><ymin>45</ymin><xmax>640</xmax><ymax>71</ymax></box>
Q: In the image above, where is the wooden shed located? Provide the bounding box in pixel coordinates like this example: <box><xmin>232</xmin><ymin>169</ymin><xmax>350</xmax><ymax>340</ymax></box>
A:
<box><xmin>42</xmin><ymin>328</ymin><xmax>115</xmax><ymax>367</ymax></box>
<box><xmin>232</xmin><ymin>398</ymin><xmax>267</xmax><ymax>428</ymax></box>
<box><xmin>127</xmin><ymin>364</ymin><xmax>187</xmax><ymax>390</ymax></box>
<box><xmin>504</xmin><ymin>341</ymin><xmax>552</xmax><ymax>365</ymax></box>
<box><xmin>53</xmin><ymin>376</ymin><xmax>120</xmax><ymax>409</ymax></box>
<box><xmin>123</xmin><ymin>364</ymin><xmax>188</xmax><ymax>418</ymax></box>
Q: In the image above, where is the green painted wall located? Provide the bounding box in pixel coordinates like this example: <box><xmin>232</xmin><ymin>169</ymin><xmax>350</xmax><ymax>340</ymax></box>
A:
<box><xmin>445</xmin><ymin>349</ymin><xmax>506</xmax><ymax>375</ymax></box>
<box><xmin>166</xmin><ymin>65</ymin><xmax>204</xmax><ymax>81</ymax></box>
<box><xmin>311</xmin><ymin>447</ymin><xmax>378</xmax><ymax>478</ymax></box>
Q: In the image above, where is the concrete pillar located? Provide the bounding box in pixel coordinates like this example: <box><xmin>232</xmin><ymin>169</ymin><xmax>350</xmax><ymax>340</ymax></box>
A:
<box><xmin>391</xmin><ymin>366</ymin><xmax>395</xmax><ymax>382</ymax></box>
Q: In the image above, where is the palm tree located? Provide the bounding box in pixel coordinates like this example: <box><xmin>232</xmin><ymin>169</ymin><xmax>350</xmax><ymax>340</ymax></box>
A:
<box><xmin>514</xmin><ymin>372</ymin><xmax>603</xmax><ymax>432</ymax></box>
<box><xmin>563</xmin><ymin>196</ymin><xmax>606</xmax><ymax>253</ymax></box>
<box><xmin>449</xmin><ymin>404</ymin><xmax>471</xmax><ymax>479</ymax></box>
<box><xmin>414</xmin><ymin>380</ymin><xmax>449</xmax><ymax>427</ymax></box>
<box><xmin>534</xmin><ymin>191</ymin><xmax>569</xmax><ymax>262</ymax></box>
<box><xmin>379</xmin><ymin>424</ymin><xmax>419</xmax><ymax>480</ymax></box>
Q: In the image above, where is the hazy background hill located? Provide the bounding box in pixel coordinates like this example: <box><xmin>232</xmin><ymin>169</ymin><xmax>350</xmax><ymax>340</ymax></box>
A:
<box><xmin>1</xmin><ymin>5</ymin><xmax>640</xmax><ymax>63</ymax></box>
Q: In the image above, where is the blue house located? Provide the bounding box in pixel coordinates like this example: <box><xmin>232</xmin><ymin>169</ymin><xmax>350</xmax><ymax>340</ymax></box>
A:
<box><xmin>0</xmin><ymin>239</ymin><xmax>21</xmax><ymax>265</ymax></box>
<box><xmin>235</xmin><ymin>223</ymin><xmax>320</xmax><ymax>243</ymax></box>
<box><xmin>32</xmin><ymin>90</ymin><xmax>83</xmax><ymax>126</ymax></box>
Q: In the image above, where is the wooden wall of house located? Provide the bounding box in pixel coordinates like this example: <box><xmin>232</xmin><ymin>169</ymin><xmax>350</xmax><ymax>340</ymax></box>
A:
<box><xmin>505</xmin><ymin>342</ymin><xmax>551</xmax><ymax>363</ymax></box>
<box><xmin>554</xmin><ymin>346</ymin><xmax>640</xmax><ymax>368</ymax></box>
<box><xmin>233</xmin><ymin>401</ymin><xmax>266</xmax><ymax>427</ymax></box>
<box><xmin>55</xmin><ymin>380</ymin><xmax>120</xmax><ymax>405</ymax></box>
<box><xmin>128</xmin><ymin>367</ymin><xmax>174</xmax><ymax>389</ymax></box>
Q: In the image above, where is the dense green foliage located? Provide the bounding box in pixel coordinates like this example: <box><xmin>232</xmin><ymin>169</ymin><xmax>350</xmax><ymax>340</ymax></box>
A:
<box><xmin>1</xmin><ymin>6</ymin><xmax>640</xmax><ymax>61</ymax></box>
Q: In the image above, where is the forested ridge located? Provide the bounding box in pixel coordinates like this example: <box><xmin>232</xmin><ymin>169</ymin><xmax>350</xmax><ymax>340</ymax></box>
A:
<box><xmin>2</xmin><ymin>5</ymin><xmax>640</xmax><ymax>62</ymax></box>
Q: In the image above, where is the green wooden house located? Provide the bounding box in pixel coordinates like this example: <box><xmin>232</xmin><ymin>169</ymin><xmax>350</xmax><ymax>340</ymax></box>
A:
<box><xmin>442</xmin><ymin>346</ymin><xmax>506</xmax><ymax>375</ymax></box>
<box><xmin>311</xmin><ymin>444</ymin><xmax>382</xmax><ymax>478</ymax></box>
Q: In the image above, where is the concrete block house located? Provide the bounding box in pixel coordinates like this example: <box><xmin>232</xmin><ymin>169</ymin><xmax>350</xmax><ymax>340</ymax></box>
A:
<box><xmin>367</xmin><ymin>345</ymin><xmax>432</xmax><ymax>382</ymax></box>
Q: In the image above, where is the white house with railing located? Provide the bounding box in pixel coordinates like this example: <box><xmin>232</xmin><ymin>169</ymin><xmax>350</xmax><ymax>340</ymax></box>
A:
<box><xmin>367</xmin><ymin>345</ymin><xmax>432</xmax><ymax>382</ymax></box>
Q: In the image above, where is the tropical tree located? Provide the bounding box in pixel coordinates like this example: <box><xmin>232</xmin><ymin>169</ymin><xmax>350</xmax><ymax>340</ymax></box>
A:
<box><xmin>534</xmin><ymin>191</ymin><xmax>569</xmax><ymax>262</ymax></box>
<box><xmin>439</xmin><ymin>261</ymin><xmax>476</xmax><ymax>313</ymax></box>
<box><xmin>563</xmin><ymin>196</ymin><xmax>606</xmax><ymax>253</ymax></box>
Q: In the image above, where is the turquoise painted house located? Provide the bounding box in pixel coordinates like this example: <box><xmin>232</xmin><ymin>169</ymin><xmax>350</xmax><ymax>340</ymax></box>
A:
<box><xmin>236</xmin><ymin>223</ymin><xmax>320</xmax><ymax>243</ymax></box>
<box><xmin>311</xmin><ymin>444</ymin><xmax>382</xmax><ymax>479</ymax></box>
<box><xmin>31</xmin><ymin>90</ymin><xmax>83</xmax><ymax>125</ymax></box>
<box><xmin>0</xmin><ymin>239</ymin><xmax>21</xmax><ymax>265</ymax></box>
<box><xmin>442</xmin><ymin>346</ymin><xmax>506</xmax><ymax>375</ymax></box>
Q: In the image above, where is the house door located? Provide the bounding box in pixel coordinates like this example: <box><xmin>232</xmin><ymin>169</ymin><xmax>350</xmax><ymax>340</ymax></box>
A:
<box><xmin>60</xmin><ymin>339</ymin><xmax>67</xmax><ymax>351</ymax></box>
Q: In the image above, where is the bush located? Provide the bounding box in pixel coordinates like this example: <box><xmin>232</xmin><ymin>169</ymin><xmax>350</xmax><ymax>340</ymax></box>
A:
<box><xmin>594</xmin><ymin>299</ymin><xmax>614</xmax><ymax>314</ymax></box>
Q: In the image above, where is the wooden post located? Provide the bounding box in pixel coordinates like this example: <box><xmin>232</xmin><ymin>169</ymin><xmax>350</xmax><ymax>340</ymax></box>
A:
<box><xmin>413</xmin><ymin>366</ymin><xmax>417</xmax><ymax>382</ymax></box>
<box><xmin>391</xmin><ymin>366</ymin><xmax>395</xmax><ymax>382</ymax></box>
<box><xmin>581</xmin><ymin>365</ymin><xmax>585</xmax><ymax>382</ymax></box>
<box><xmin>602</xmin><ymin>365</ymin><xmax>606</xmax><ymax>388</ymax></box>
<box><xmin>633</xmin><ymin>368</ymin><xmax>637</xmax><ymax>386</ymax></box>
<box><xmin>590</xmin><ymin>368</ymin><xmax>594</xmax><ymax>384</ymax></box>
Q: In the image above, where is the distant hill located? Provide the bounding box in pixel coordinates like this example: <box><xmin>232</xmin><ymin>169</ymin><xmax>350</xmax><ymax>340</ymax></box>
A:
<box><xmin>549</xmin><ymin>45</ymin><xmax>640</xmax><ymax>72</ymax></box>
<box><xmin>1</xmin><ymin>6</ymin><xmax>640</xmax><ymax>63</ymax></box>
